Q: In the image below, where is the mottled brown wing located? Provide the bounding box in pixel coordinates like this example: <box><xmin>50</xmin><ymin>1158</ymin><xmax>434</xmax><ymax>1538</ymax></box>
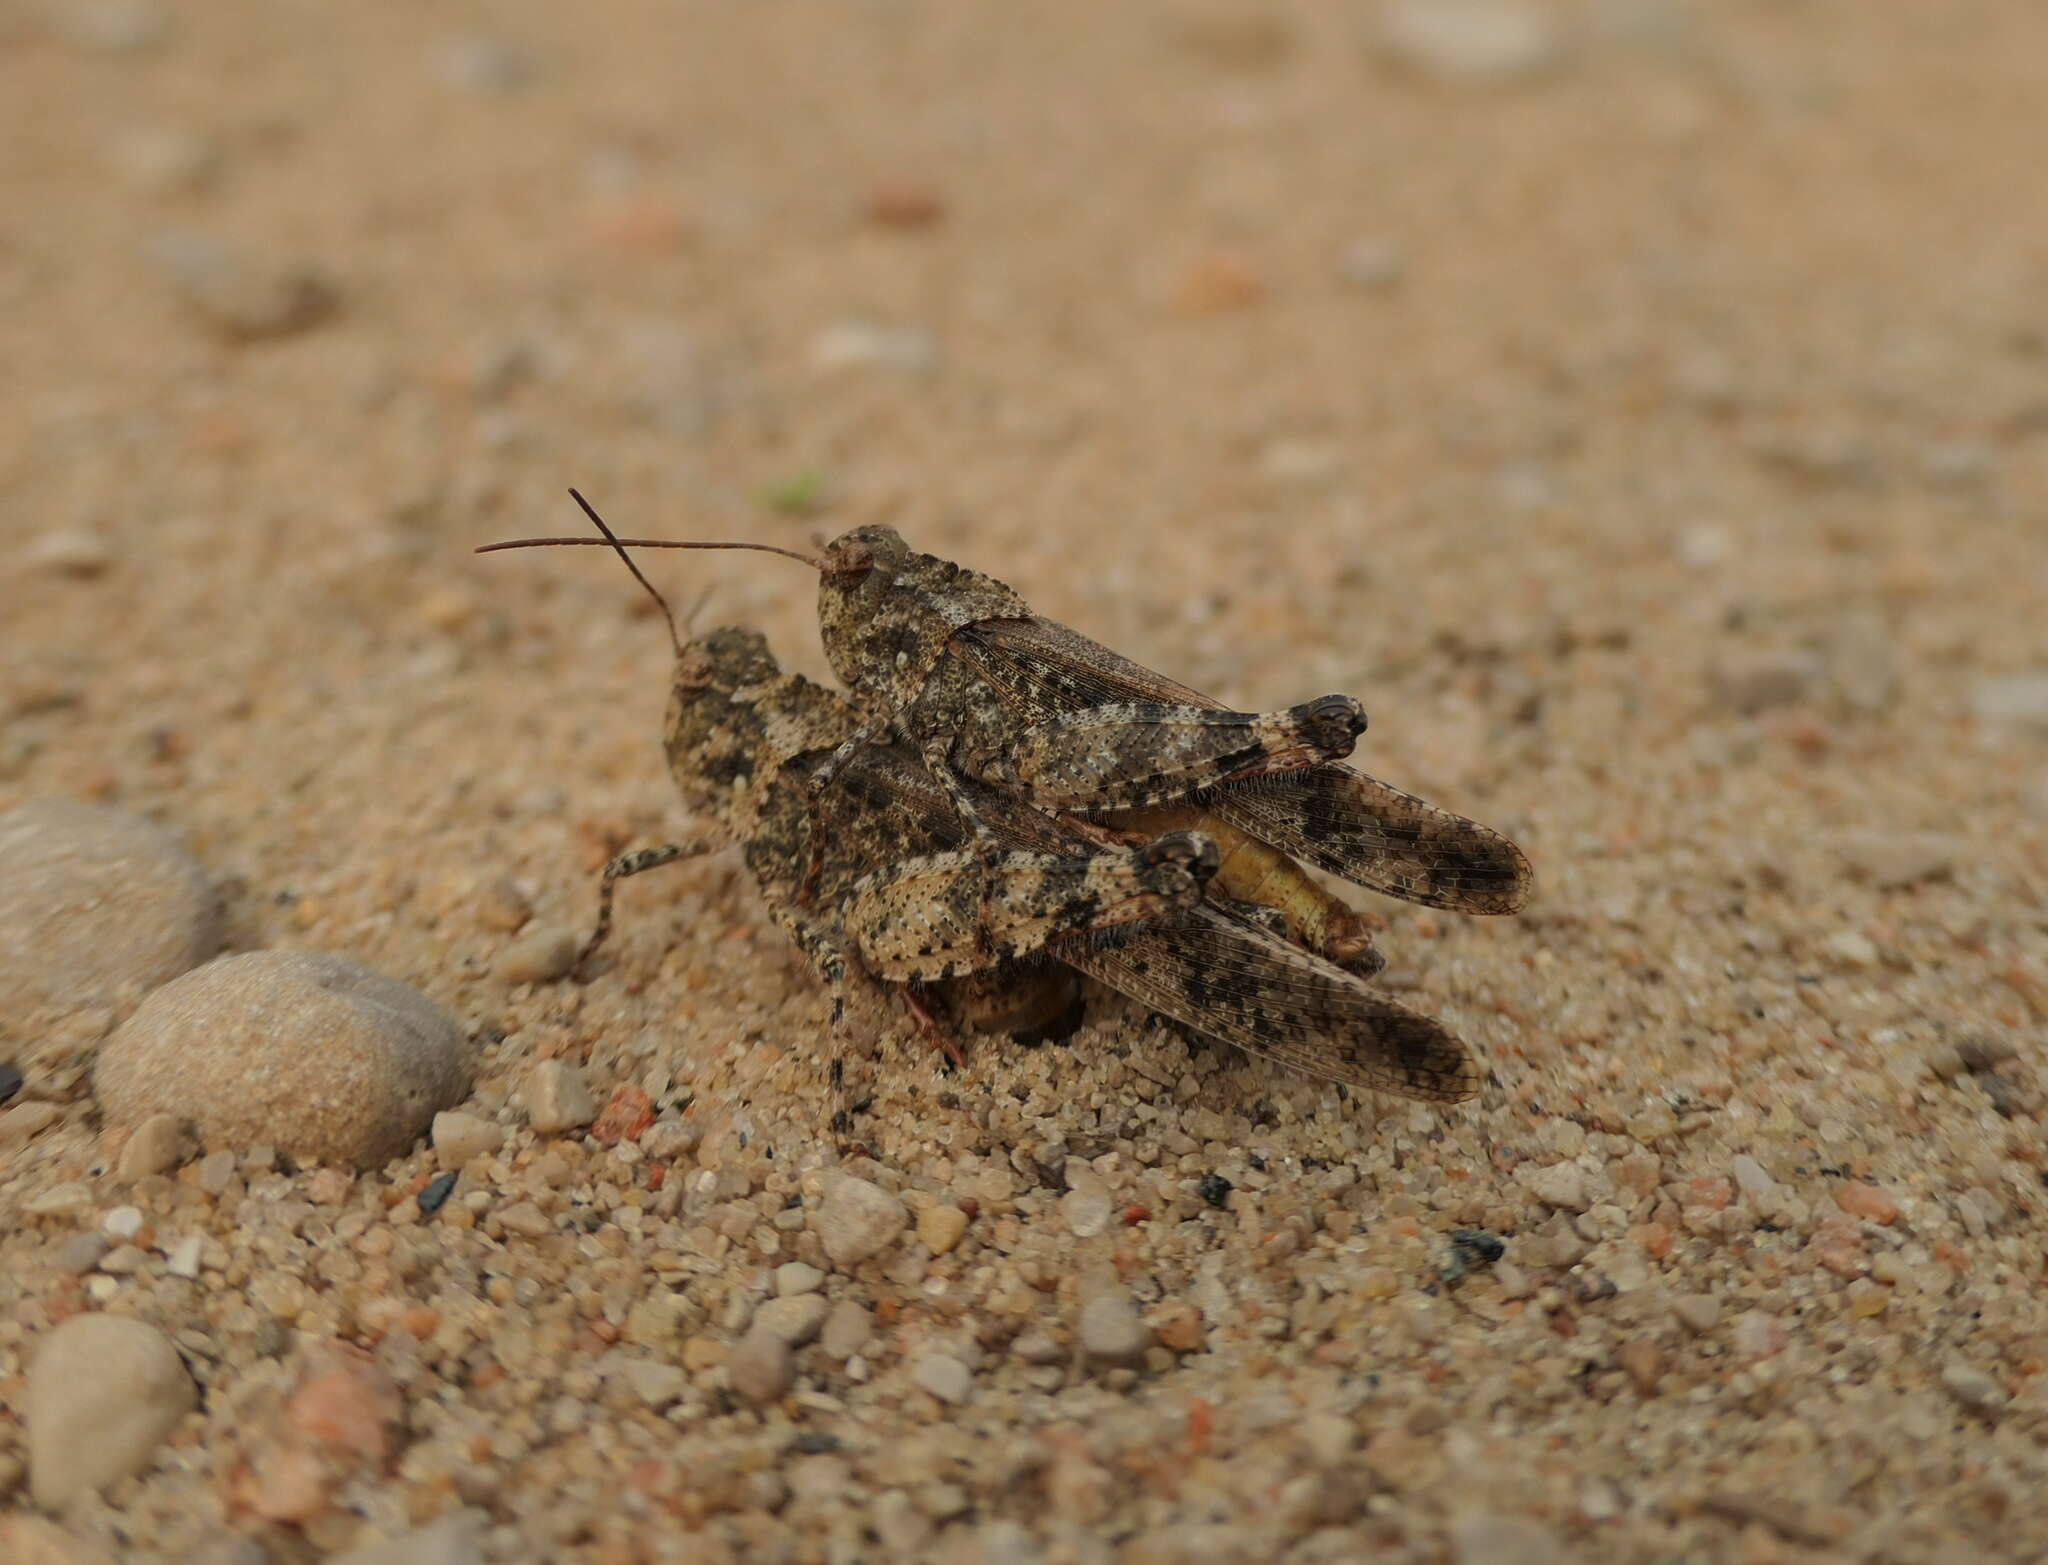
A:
<box><xmin>958</xmin><ymin>619</ymin><xmax>1532</xmax><ymax>914</ymax></box>
<box><xmin>1205</xmin><ymin>770</ymin><xmax>1531</xmax><ymax>915</ymax></box>
<box><xmin>1057</xmin><ymin>905</ymin><xmax>1479</xmax><ymax>1105</ymax></box>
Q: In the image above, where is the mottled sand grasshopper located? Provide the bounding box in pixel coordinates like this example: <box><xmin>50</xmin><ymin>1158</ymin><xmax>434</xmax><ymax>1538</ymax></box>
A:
<box><xmin>480</xmin><ymin>510</ymin><xmax>1481</xmax><ymax>1100</ymax></box>
<box><xmin>487</xmin><ymin>505</ymin><xmax>1530</xmax><ymax>981</ymax></box>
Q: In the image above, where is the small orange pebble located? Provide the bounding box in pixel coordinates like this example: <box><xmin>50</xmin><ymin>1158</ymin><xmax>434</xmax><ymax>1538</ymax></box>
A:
<box><xmin>593</xmin><ymin>1085</ymin><xmax>655</xmax><ymax>1146</ymax></box>
<box><xmin>1186</xmin><ymin>1398</ymin><xmax>1215</xmax><ymax>1456</ymax></box>
<box><xmin>644</xmin><ymin>1163</ymin><xmax>667</xmax><ymax>1190</ymax></box>
<box><xmin>1834</xmin><ymin>1181</ymin><xmax>1899</xmax><ymax>1224</ymax></box>
<box><xmin>868</xmin><ymin>180</ymin><xmax>945</xmax><ymax>227</ymax></box>
<box><xmin>1170</xmin><ymin>253</ymin><xmax>1262</xmax><ymax>316</ymax></box>
<box><xmin>630</xmin><ymin>1459</ymin><xmax>672</xmax><ymax>1498</ymax></box>
<box><xmin>1629</xmin><ymin>1222</ymin><xmax>1674</xmax><ymax>1260</ymax></box>
<box><xmin>470</xmin><ymin>1363</ymin><xmax>503</xmax><ymax>1392</ymax></box>
<box><xmin>590</xmin><ymin>1318</ymin><xmax>621</xmax><ymax>1344</ymax></box>
<box><xmin>1122</xmin><ymin>1203</ymin><xmax>1152</xmax><ymax>1225</ymax></box>
<box><xmin>875</xmin><ymin>1296</ymin><xmax>901</xmax><ymax>1325</ymax></box>
<box><xmin>401</xmin><ymin>1306</ymin><xmax>439</xmax><ymax>1339</ymax></box>
<box><xmin>1688</xmin><ymin>1175</ymin><xmax>1733</xmax><ymax>1211</ymax></box>
<box><xmin>593</xmin><ymin>196</ymin><xmax>692</xmax><ymax>255</ymax></box>
<box><xmin>1388</xmin><ymin>1216</ymin><xmax>1422</xmax><ymax>1239</ymax></box>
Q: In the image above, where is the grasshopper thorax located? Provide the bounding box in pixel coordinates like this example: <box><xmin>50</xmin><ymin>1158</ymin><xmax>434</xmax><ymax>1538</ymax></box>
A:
<box><xmin>815</xmin><ymin>524</ymin><xmax>1032</xmax><ymax>706</ymax></box>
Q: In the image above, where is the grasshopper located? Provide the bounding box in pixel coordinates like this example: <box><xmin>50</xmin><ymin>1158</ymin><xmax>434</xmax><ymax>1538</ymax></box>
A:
<box><xmin>479</xmin><ymin>517</ymin><xmax>1480</xmax><ymax>1102</ymax></box>
<box><xmin>484</xmin><ymin>503</ymin><xmax>1531</xmax><ymax>977</ymax></box>
<box><xmin>581</xmin><ymin>623</ymin><xmax>1221</xmax><ymax>1066</ymax></box>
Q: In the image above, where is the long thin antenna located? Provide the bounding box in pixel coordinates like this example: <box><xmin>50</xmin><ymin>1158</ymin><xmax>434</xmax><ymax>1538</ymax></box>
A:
<box><xmin>566</xmin><ymin>489</ymin><xmax>684</xmax><ymax>661</ymax></box>
<box><xmin>476</xmin><ymin>533</ymin><xmax>823</xmax><ymax>570</ymax></box>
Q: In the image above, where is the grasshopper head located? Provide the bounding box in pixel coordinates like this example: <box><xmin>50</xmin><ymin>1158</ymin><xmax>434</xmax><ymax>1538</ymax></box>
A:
<box><xmin>663</xmin><ymin>627</ymin><xmax>782</xmax><ymax>817</ymax></box>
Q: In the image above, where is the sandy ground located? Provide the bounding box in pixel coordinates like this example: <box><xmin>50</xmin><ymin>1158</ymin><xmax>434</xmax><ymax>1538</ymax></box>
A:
<box><xmin>5</xmin><ymin>1</ymin><xmax>2048</xmax><ymax>1560</ymax></box>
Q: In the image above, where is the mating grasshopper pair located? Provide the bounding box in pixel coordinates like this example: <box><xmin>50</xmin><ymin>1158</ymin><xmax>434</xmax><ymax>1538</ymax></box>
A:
<box><xmin>480</xmin><ymin>496</ymin><xmax>1529</xmax><ymax>1104</ymax></box>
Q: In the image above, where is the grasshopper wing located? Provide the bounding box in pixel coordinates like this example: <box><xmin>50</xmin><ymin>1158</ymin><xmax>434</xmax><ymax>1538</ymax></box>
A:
<box><xmin>1058</xmin><ymin>903</ymin><xmax>1480</xmax><ymax>1104</ymax></box>
<box><xmin>1205</xmin><ymin>768</ymin><xmax>1530</xmax><ymax>915</ymax></box>
<box><xmin>957</xmin><ymin>618</ymin><xmax>1531</xmax><ymax>914</ymax></box>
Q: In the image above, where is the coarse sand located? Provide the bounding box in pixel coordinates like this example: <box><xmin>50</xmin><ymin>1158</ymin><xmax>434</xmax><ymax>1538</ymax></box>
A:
<box><xmin>3</xmin><ymin>3</ymin><xmax>2047</xmax><ymax>1562</ymax></box>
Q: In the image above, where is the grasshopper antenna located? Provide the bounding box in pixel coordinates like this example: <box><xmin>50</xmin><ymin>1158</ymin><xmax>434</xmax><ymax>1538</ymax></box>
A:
<box><xmin>569</xmin><ymin>488</ymin><xmax>685</xmax><ymax>661</ymax></box>
<box><xmin>476</xmin><ymin>520</ymin><xmax>823</xmax><ymax>573</ymax></box>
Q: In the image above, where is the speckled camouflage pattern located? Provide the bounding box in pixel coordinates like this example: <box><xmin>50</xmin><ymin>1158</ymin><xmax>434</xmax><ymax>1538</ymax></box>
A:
<box><xmin>811</xmin><ymin>525</ymin><xmax>1531</xmax><ymax>915</ymax></box>
<box><xmin>650</xmin><ymin>629</ymin><xmax>1476</xmax><ymax>1103</ymax></box>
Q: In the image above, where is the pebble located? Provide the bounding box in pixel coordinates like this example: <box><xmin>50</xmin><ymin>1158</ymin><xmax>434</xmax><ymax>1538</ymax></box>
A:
<box><xmin>0</xmin><ymin>1102</ymin><xmax>63</xmax><ymax>1149</ymax></box>
<box><xmin>1170</xmin><ymin>254</ymin><xmax>1262</xmax><ymax>316</ymax></box>
<box><xmin>496</xmin><ymin>925</ymin><xmax>578</xmax><ymax>985</ymax></box>
<box><xmin>1078</xmin><ymin>1288</ymin><xmax>1151</xmax><ymax>1367</ymax></box>
<box><xmin>918</xmin><ymin>1202</ymin><xmax>970</xmax><ymax>1254</ymax></box>
<box><xmin>820</xmin><ymin>1299</ymin><xmax>874</xmax><ymax>1361</ymax></box>
<box><xmin>52</xmin><ymin>1233</ymin><xmax>111</xmax><ymax>1275</ymax></box>
<box><xmin>1940</xmin><ymin>1361</ymin><xmax>2007</xmax><ymax>1415</ymax></box>
<box><xmin>1831</xmin><ymin>830</ymin><xmax>1957</xmax><ymax>889</ymax></box>
<box><xmin>871</xmin><ymin>1489</ymin><xmax>934</xmax><ymax>1552</ymax></box>
<box><xmin>1337</xmin><ymin>237</ymin><xmax>1406</xmax><ymax>289</ymax></box>
<box><xmin>435</xmin><ymin>34</ymin><xmax>540</xmax><ymax>93</ymax></box>
<box><xmin>117</xmin><ymin>1111</ymin><xmax>193</xmax><ymax>1179</ymax></box>
<box><xmin>776</xmin><ymin>1261</ymin><xmax>826</xmax><ymax>1297</ymax></box>
<box><xmin>105</xmin><ymin>125</ymin><xmax>219</xmax><ymax>194</ymax></box>
<box><xmin>1151</xmin><ymin>1300</ymin><xmax>1205</xmax><ymax>1353</ymax></box>
<box><xmin>754</xmin><ymin>1294</ymin><xmax>831</xmax><ymax>1347</ymax></box>
<box><xmin>1669</xmin><ymin>1294</ymin><xmax>1721</xmax><ymax>1334</ymax></box>
<box><xmin>1712</xmin><ymin>649</ymin><xmax>1823</xmax><ymax>714</ymax></box>
<box><xmin>26</xmin><ymin>1181</ymin><xmax>94</xmax><ymax>1218</ymax></box>
<box><xmin>431</xmin><ymin>1110</ymin><xmax>505</xmax><ymax>1169</ymax></box>
<box><xmin>1730</xmin><ymin>1310</ymin><xmax>1787</xmax><ymax>1360</ymax></box>
<box><xmin>27</xmin><ymin>528</ymin><xmax>115</xmax><ymax>577</ymax></box>
<box><xmin>1617</xmin><ymin>1338</ymin><xmax>1664</xmax><ymax>1396</ymax></box>
<box><xmin>60</xmin><ymin>0</ymin><xmax>170</xmax><ymax>54</ymax></box>
<box><xmin>1825</xmin><ymin>930</ymin><xmax>1879</xmax><ymax>969</ymax></box>
<box><xmin>102</xmin><ymin>1204</ymin><xmax>144</xmax><ymax>1239</ymax></box>
<box><xmin>617</xmin><ymin>1358</ymin><xmax>688</xmax><ymax>1410</ymax></box>
<box><xmin>146</xmin><ymin>231</ymin><xmax>339</xmax><ymax>341</ymax></box>
<box><xmin>1970</xmin><ymin>673</ymin><xmax>2048</xmax><ymax>731</ymax></box>
<box><xmin>1730</xmin><ymin>1154</ymin><xmax>1779</xmax><ymax>1206</ymax></box>
<box><xmin>817</xmin><ymin>1175</ymin><xmax>909</xmax><ymax>1267</ymax></box>
<box><xmin>166</xmin><ymin>1235</ymin><xmax>203</xmax><ymax>1277</ymax></box>
<box><xmin>28</xmin><ymin>1313</ymin><xmax>197</xmax><ymax>1506</ymax></box>
<box><xmin>525</xmin><ymin>1060</ymin><xmax>597</xmax><ymax>1134</ymax></box>
<box><xmin>727</xmin><ymin>1328</ymin><xmax>796</xmax><ymax>1405</ymax></box>
<box><xmin>1060</xmin><ymin>1170</ymin><xmax>1114</xmax><ymax>1237</ymax></box>
<box><xmin>0</xmin><ymin>801</ymin><xmax>220</xmax><ymax>1016</ymax></box>
<box><xmin>2</xmin><ymin>1518</ymin><xmax>120</xmax><ymax>1565</ymax></box>
<box><xmin>0</xmin><ymin>1061</ymin><xmax>20</xmax><ymax>1102</ymax></box>
<box><xmin>96</xmin><ymin>951</ymin><xmax>470</xmax><ymax>1169</ymax></box>
<box><xmin>1373</xmin><ymin>0</ymin><xmax>1562</xmax><ymax>87</ymax></box>
<box><xmin>1835</xmin><ymin>1182</ymin><xmax>1899</xmax><ymax>1224</ymax></box>
<box><xmin>591</xmin><ymin>1084</ymin><xmax>655</xmax><ymax>1145</ymax></box>
<box><xmin>810</xmin><ymin>322</ymin><xmax>937</xmax><ymax>374</ymax></box>
<box><xmin>1521</xmin><ymin>1160</ymin><xmax>1595</xmax><ymax>1212</ymax></box>
<box><xmin>1012</xmin><ymin>1332</ymin><xmax>1063</xmax><ymax>1366</ymax></box>
<box><xmin>325</xmin><ymin>1509</ymin><xmax>486</xmax><ymax>1565</ymax></box>
<box><xmin>1448</xmin><ymin>1512</ymin><xmax>1565</xmax><ymax>1565</ymax></box>
<box><xmin>417</xmin><ymin>1171</ymin><xmax>458</xmax><ymax>1215</ymax></box>
<box><xmin>911</xmin><ymin>1351</ymin><xmax>973</xmax><ymax>1406</ymax></box>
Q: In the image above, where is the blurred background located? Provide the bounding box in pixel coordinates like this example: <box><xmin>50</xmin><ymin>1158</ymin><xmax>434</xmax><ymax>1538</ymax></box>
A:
<box><xmin>8</xmin><ymin>7</ymin><xmax>2048</xmax><ymax>1559</ymax></box>
<box><xmin>4</xmin><ymin>0</ymin><xmax>2044</xmax><ymax>976</ymax></box>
